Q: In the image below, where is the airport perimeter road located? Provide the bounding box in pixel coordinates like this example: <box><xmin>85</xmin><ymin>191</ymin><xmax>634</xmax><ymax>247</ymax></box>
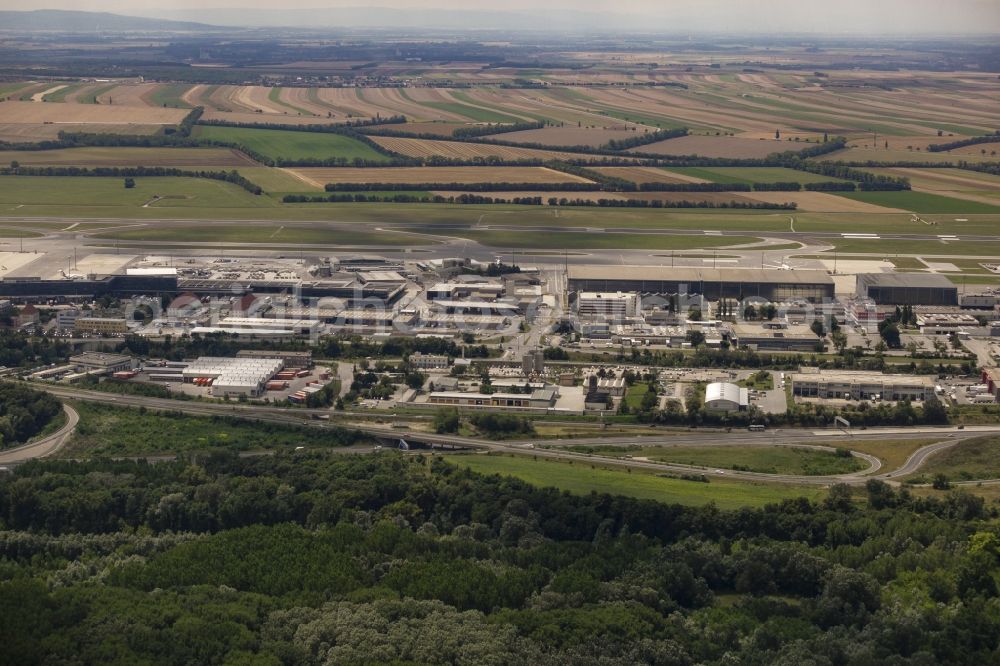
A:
<box><xmin>19</xmin><ymin>384</ymin><xmax>998</xmax><ymax>486</ymax></box>
<box><xmin>0</xmin><ymin>403</ymin><xmax>79</xmax><ymax>464</ymax></box>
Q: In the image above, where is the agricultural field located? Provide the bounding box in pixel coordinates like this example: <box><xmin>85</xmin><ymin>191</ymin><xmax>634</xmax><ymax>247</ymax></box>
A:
<box><xmin>670</xmin><ymin>166</ymin><xmax>852</xmax><ymax>185</ymax></box>
<box><xmin>485</xmin><ymin>125</ymin><xmax>639</xmax><ymax>148</ymax></box>
<box><xmin>742</xmin><ymin>191</ymin><xmax>902</xmax><ymax>213</ymax></box>
<box><xmin>630</xmin><ymin>134</ymin><xmax>791</xmax><ymax>158</ymax></box>
<box><xmin>593</xmin><ymin>166</ymin><xmax>710</xmax><ymax>184</ymax></box>
<box><xmin>192</xmin><ymin>125</ymin><xmax>391</xmax><ymax>162</ymax></box>
<box><xmin>0</xmin><ymin>146</ymin><xmax>254</xmax><ymax>167</ymax></box>
<box><xmin>367</xmin><ymin>135</ymin><xmax>615</xmax><ymax>162</ymax></box>
<box><xmin>865</xmin><ymin>167</ymin><xmax>1000</xmax><ymax>206</ymax></box>
<box><xmin>450</xmin><ymin>453</ymin><xmax>822</xmax><ymax>509</ymax></box>
<box><xmin>0</xmin><ymin>100</ymin><xmax>187</xmax><ymax>135</ymax></box>
<box><xmin>286</xmin><ymin>166</ymin><xmax>594</xmax><ymax>187</ymax></box>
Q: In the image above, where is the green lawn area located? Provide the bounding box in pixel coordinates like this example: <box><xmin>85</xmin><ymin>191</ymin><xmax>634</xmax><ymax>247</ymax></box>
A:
<box><xmin>836</xmin><ymin>191</ymin><xmax>1000</xmax><ymax>214</ymax></box>
<box><xmin>193</xmin><ymin>125</ymin><xmax>391</xmax><ymax>162</ymax></box>
<box><xmin>839</xmin><ymin>438</ymin><xmax>942</xmax><ymax>473</ymax></box>
<box><xmin>829</xmin><ymin>237</ymin><xmax>1000</xmax><ymax>257</ymax></box>
<box><xmin>449</xmin><ymin>453</ymin><xmax>821</xmax><ymax>509</ymax></box>
<box><xmin>651</xmin><ymin>445</ymin><xmax>864</xmax><ymax>476</ymax></box>
<box><xmin>91</xmin><ymin>223</ymin><xmax>426</xmax><ymax>246</ymax></box>
<box><xmin>0</xmin><ymin>226</ymin><xmax>44</xmax><ymax>238</ymax></box>
<box><xmin>559</xmin><ymin>443</ymin><xmax>864</xmax><ymax>476</ymax></box>
<box><xmin>451</xmin><ymin>229</ymin><xmax>762</xmax><ymax>250</ymax></box>
<box><xmin>0</xmin><ymin>175</ymin><xmax>272</xmax><ymax>209</ymax></box>
<box><xmin>902</xmin><ymin>435</ymin><xmax>1000</xmax><ymax>483</ymax></box>
<box><xmin>42</xmin><ymin>83</ymin><xmax>85</xmax><ymax>102</ymax></box>
<box><xmin>623</xmin><ymin>384</ymin><xmax>652</xmax><ymax>410</ymax></box>
<box><xmin>62</xmin><ymin>402</ymin><xmax>366</xmax><ymax>457</ymax></box>
<box><xmin>666</xmin><ymin>167</ymin><xmax>849</xmax><ymax>185</ymax></box>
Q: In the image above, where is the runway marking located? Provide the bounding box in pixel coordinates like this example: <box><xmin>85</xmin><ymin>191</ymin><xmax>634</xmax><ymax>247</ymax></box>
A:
<box><xmin>703</xmin><ymin>230</ymin><xmax>722</xmax><ymax>236</ymax></box>
<box><xmin>62</xmin><ymin>222</ymin><xmax>79</xmax><ymax>231</ymax></box>
<box><xmin>842</xmin><ymin>233</ymin><xmax>880</xmax><ymax>239</ymax></box>
<box><xmin>269</xmin><ymin>225</ymin><xmax>285</xmax><ymax>239</ymax></box>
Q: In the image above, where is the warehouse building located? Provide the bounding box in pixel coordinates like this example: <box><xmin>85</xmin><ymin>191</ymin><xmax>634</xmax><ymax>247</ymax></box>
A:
<box><xmin>182</xmin><ymin>357</ymin><xmax>285</xmax><ymax>398</ymax></box>
<box><xmin>790</xmin><ymin>369</ymin><xmax>934</xmax><ymax>402</ymax></box>
<box><xmin>69</xmin><ymin>352</ymin><xmax>135</xmax><ymax>374</ymax></box>
<box><xmin>236</xmin><ymin>350</ymin><xmax>313</xmax><ymax>369</ymax></box>
<box><xmin>409</xmin><ymin>352</ymin><xmax>449</xmax><ymax>370</ymax></box>
<box><xmin>568</xmin><ymin>266</ymin><xmax>835</xmax><ymax>303</ymax></box>
<box><xmin>428</xmin><ymin>388</ymin><xmax>557</xmax><ymax>410</ymax></box>
<box><xmin>704</xmin><ymin>382</ymin><xmax>749</xmax><ymax>412</ymax></box>
<box><xmin>856</xmin><ymin>273</ymin><xmax>958</xmax><ymax>306</ymax></box>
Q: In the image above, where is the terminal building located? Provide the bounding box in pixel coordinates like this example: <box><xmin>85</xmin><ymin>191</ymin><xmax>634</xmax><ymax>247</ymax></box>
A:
<box><xmin>568</xmin><ymin>266</ymin><xmax>835</xmax><ymax>303</ymax></box>
<box><xmin>856</xmin><ymin>273</ymin><xmax>959</xmax><ymax>307</ymax></box>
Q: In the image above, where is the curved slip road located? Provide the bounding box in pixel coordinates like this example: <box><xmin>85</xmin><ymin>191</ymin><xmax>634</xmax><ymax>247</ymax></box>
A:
<box><xmin>10</xmin><ymin>383</ymin><xmax>991</xmax><ymax>487</ymax></box>
<box><xmin>0</xmin><ymin>403</ymin><xmax>79</xmax><ymax>465</ymax></box>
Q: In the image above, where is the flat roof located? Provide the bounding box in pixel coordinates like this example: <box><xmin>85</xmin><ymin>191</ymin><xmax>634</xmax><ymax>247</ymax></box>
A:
<box><xmin>857</xmin><ymin>273</ymin><xmax>956</xmax><ymax>289</ymax></box>
<box><xmin>790</xmin><ymin>371</ymin><xmax>934</xmax><ymax>386</ymax></box>
<box><xmin>568</xmin><ymin>265</ymin><xmax>834</xmax><ymax>286</ymax></box>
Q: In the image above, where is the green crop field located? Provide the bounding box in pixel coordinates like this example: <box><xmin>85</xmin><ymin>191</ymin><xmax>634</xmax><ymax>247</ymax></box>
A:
<box><xmin>666</xmin><ymin>166</ymin><xmax>850</xmax><ymax>185</ymax></box>
<box><xmin>147</xmin><ymin>83</ymin><xmax>193</xmax><ymax>109</ymax></box>
<box><xmin>836</xmin><ymin>191</ymin><xmax>1000</xmax><ymax>214</ymax></box>
<box><xmin>449</xmin><ymin>453</ymin><xmax>821</xmax><ymax>509</ymax></box>
<box><xmin>193</xmin><ymin>126</ymin><xmax>392</xmax><ymax>162</ymax></box>
<box><xmin>239</xmin><ymin>167</ymin><xmax>323</xmax><ymax>192</ymax></box>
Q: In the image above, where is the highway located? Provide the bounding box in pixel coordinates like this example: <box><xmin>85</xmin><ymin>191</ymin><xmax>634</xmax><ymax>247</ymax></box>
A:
<box><xmin>13</xmin><ymin>383</ymin><xmax>996</xmax><ymax>487</ymax></box>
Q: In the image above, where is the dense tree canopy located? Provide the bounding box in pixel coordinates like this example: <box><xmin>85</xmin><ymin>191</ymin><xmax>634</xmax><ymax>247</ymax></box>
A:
<box><xmin>0</xmin><ymin>452</ymin><xmax>998</xmax><ymax>664</ymax></box>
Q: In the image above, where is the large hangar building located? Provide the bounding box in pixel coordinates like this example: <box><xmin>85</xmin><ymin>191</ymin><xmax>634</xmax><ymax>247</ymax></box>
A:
<box><xmin>567</xmin><ymin>266</ymin><xmax>835</xmax><ymax>303</ymax></box>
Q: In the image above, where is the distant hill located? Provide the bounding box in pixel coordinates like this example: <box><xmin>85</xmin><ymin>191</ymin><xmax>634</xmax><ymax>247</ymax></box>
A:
<box><xmin>0</xmin><ymin>10</ymin><xmax>224</xmax><ymax>33</ymax></box>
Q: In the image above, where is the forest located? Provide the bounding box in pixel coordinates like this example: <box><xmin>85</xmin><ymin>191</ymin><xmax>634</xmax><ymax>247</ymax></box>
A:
<box><xmin>1</xmin><ymin>451</ymin><xmax>999</xmax><ymax>665</ymax></box>
<box><xmin>0</xmin><ymin>382</ymin><xmax>62</xmax><ymax>449</ymax></box>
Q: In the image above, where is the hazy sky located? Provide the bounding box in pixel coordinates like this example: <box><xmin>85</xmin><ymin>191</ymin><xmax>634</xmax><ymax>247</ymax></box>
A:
<box><xmin>3</xmin><ymin>0</ymin><xmax>1000</xmax><ymax>34</ymax></box>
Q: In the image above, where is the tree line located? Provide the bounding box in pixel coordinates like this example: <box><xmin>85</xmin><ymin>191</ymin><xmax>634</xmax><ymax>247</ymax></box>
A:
<box><xmin>927</xmin><ymin>131</ymin><xmax>1000</xmax><ymax>152</ymax></box>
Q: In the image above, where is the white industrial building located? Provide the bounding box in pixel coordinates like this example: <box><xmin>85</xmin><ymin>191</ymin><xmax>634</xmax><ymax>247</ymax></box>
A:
<box><xmin>190</xmin><ymin>317</ymin><xmax>319</xmax><ymax>337</ymax></box>
<box><xmin>182</xmin><ymin>356</ymin><xmax>284</xmax><ymax>397</ymax></box>
<box><xmin>704</xmin><ymin>382</ymin><xmax>749</xmax><ymax>412</ymax></box>
<box><xmin>576</xmin><ymin>292</ymin><xmax>640</xmax><ymax>319</ymax></box>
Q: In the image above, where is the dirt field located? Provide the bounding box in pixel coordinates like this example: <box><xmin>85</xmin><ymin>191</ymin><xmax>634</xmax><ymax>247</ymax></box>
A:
<box><xmin>0</xmin><ymin>147</ymin><xmax>255</xmax><ymax>167</ymax></box>
<box><xmin>742</xmin><ymin>191</ymin><xmax>905</xmax><ymax>213</ymax></box>
<box><xmin>629</xmin><ymin>134</ymin><xmax>789</xmax><ymax>158</ymax></box>
<box><xmin>285</xmin><ymin>166</ymin><xmax>595</xmax><ymax>188</ymax></box>
<box><xmin>368</xmin><ymin>136</ymin><xmax>617</xmax><ymax>162</ymax></box>
<box><xmin>485</xmin><ymin>126</ymin><xmax>637</xmax><ymax>147</ymax></box>
<box><xmin>200</xmin><ymin>110</ymin><xmax>347</xmax><ymax>126</ymax></box>
<box><xmin>392</xmin><ymin>122</ymin><xmax>471</xmax><ymax>137</ymax></box>
<box><xmin>0</xmin><ymin>123</ymin><xmax>165</xmax><ymax>143</ymax></box>
<box><xmin>0</xmin><ymin>101</ymin><xmax>187</xmax><ymax>126</ymax></box>
<box><xmin>592</xmin><ymin>166</ymin><xmax>710</xmax><ymax>184</ymax></box>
